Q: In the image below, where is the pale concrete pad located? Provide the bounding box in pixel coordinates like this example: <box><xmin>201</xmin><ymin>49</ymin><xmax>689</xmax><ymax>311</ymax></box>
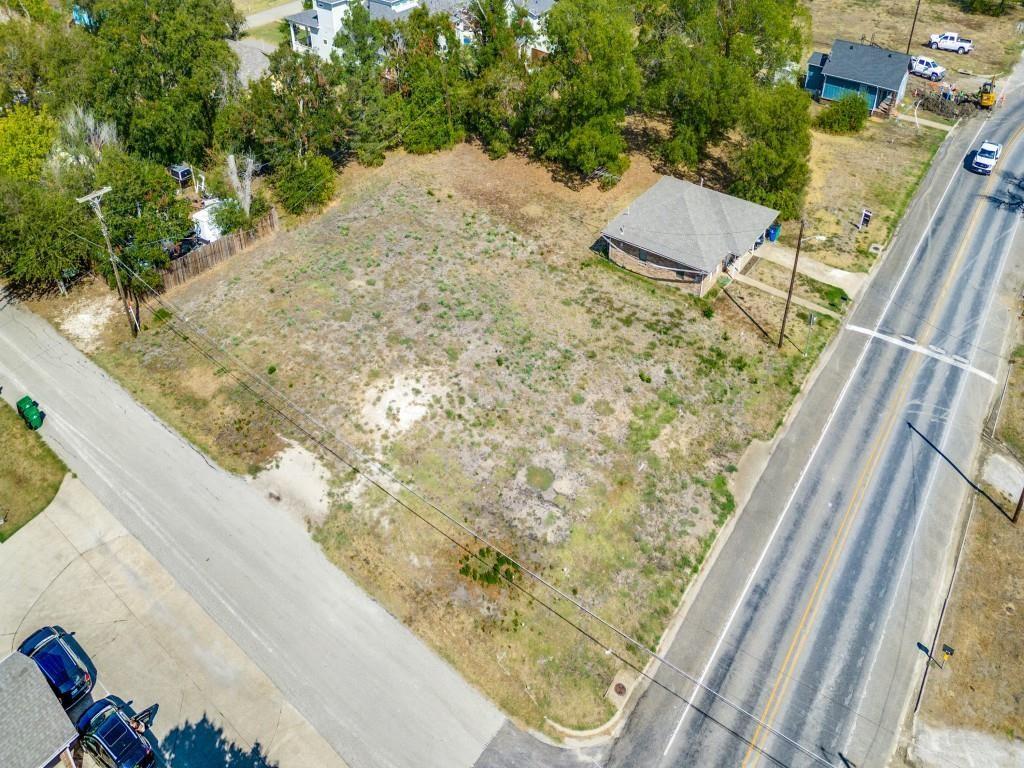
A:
<box><xmin>909</xmin><ymin>721</ymin><xmax>1024</xmax><ymax>767</ymax></box>
<box><xmin>1</xmin><ymin>477</ymin><xmax>348</xmax><ymax>768</ymax></box>
<box><xmin>982</xmin><ymin>452</ymin><xmax>1023</xmax><ymax>499</ymax></box>
<box><xmin>755</xmin><ymin>242</ymin><xmax>868</xmax><ymax>299</ymax></box>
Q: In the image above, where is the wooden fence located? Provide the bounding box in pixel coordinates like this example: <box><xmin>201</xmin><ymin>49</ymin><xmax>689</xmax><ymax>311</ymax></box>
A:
<box><xmin>160</xmin><ymin>208</ymin><xmax>279</xmax><ymax>290</ymax></box>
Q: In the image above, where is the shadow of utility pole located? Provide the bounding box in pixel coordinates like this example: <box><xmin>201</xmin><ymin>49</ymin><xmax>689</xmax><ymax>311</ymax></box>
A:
<box><xmin>906</xmin><ymin>421</ymin><xmax>1013</xmax><ymax>521</ymax></box>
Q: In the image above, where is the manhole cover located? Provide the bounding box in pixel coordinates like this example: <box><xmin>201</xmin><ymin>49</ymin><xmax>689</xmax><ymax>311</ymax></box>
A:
<box><xmin>614</xmin><ymin>682</ymin><xmax>627</xmax><ymax>696</ymax></box>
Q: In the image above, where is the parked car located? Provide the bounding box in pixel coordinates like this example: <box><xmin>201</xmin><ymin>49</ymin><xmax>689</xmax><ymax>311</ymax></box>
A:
<box><xmin>168</xmin><ymin>163</ymin><xmax>192</xmax><ymax>185</ymax></box>
<box><xmin>972</xmin><ymin>140</ymin><xmax>1002</xmax><ymax>175</ymax></box>
<box><xmin>78</xmin><ymin>698</ymin><xmax>156</xmax><ymax>768</ymax></box>
<box><xmin>17</xmin><ymin>626</ymin><xmax>93</xmax><ymax>708</ymax></box>
<box><xmin>909</xmin><ymin>56</ymin><xmax>947</xmax><ymax>81</ymax></box>
<box><xmin>930</xmin><ymin>32</ymin><xmax>972</xmax><ymax>54</ymax></box>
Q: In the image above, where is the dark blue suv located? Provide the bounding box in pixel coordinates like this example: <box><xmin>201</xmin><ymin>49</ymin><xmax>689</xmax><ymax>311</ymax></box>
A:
<box><xmin>77</xmin><ymin>698</ymin><xmax>156</xmax><ymax>768</ymax></box>
<box><xmin>17</xmin><ymin>626</ymin><xmax>93</xmax><ymax>708</ymax></box>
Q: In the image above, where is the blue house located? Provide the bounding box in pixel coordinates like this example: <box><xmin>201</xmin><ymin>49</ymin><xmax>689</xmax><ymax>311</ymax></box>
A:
<box><xmin>806</xmin><ymin>40</ymin><xmax>910</xmax><ymax>115</ymax></box>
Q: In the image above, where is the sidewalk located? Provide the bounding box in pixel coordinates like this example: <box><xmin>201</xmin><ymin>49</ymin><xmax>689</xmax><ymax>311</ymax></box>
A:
<box><xmin>730</xmin><ymin>273</ymin><xmax>841</xmax><ymax>319</ymax></box>
<box><xmin>0</xmin><ymin>475</ymin><xmax>348</xmax><ymax>768</ymax></box>
<box><xmin>755</xmin><ymin>242</ymin><xmax>868</xmax><ymax>299</ymax></box>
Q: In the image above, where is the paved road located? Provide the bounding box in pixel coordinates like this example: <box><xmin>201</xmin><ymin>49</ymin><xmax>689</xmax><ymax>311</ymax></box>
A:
<box><xmin>243</xmin><ymin>0</ymin><xmax>302</xmax><ymax>30</ymax></box>
<box><xmin>0</xmin><ymin>310</ymin><xmax>504</xmax><ymax>767</ymax></box>
<box><xmin>603</xmin><ymin>78</ymin><xmax>1024</xmax><ymax>768</ymax></box>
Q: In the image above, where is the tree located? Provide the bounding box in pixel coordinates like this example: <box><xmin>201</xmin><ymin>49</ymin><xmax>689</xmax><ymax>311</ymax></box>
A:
<box><xmin>93</xmin><ymin>149</ymin><xmax>192</xmax><ymax>326</ymax></box>
<box><xmin>730</xmin><ymin>84</ymin><xmax>811</xmax><ymax>220</ymax></box>
<box><xmin>389</xmin><ymin>7</ymin><xmax>467</xmax><ymax>154</ymax></box>
<box><xmin>218</xmin><ymin>46</ymin><xmax>346</xmax><ymax>164</ymax></box>
<box><xmin>0</xmin><ymin>17</ymin><xmax>92</xmax><ymax>114</ymax></box>
<box><xmin>464</xmin><ymin>0</ymin><xmax>531</xmax><ymax>158</ymax></box>
<box><xmin>529</xmin><ymin>0</ymin><xmax>641</xmax><ymax>180</ymax></box>
<box><xmin>814</xmin><ymin>92</ymin><xmax>870</xmax><ymax>134</ymax></box>
<box><xmin>649</xmin><ymin>42</ymin><xmax>750</xmax><ymax>167</ymax></box>
<box><xmin>82</xmin><ymin>0</ymin><xmax>240</xmax><ymax>163</ymax></box>
<box><xmin>333</xmin><ymin>2</ymin><xmax>400</xmax><ymax>166</ymax></box>
<box><xmin>272</xmin><ymin>155</ymin><xmax>335</xmax><ymax>215</ymax></box>
<box><xmin>0</xmin><ymin>105</ymin><xmax>57</xmax><ymax>182</ymax></box>
<box><xmin>656</xmin><ymin>0</ymin><xmax>807</xmax><ymax>80</ymax></box>
<box><xmin>0</xmin><ymin>179</ymin><xmax>98</xmax><ymax>290</ymax></box>
<box><xmin>45</xmin><ymin>107</ymin><xmax>120</xmax><ymax>194</ymax></box>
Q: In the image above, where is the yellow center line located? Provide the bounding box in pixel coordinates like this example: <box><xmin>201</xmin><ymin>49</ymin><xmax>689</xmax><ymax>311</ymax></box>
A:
<box><xmin>740</xmin><ymin>133</ymin><xmax>1014</xmax><ymax>766</ymax></box>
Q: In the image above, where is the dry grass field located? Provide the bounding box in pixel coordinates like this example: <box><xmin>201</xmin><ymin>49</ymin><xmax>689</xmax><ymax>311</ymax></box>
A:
<box><xmin>801</xmin><ymin>119</ymin><xmax>946</xmax><ymax>272</ymax></box>
<box><xmin>809</xmin><ymin>0</ymin><xmax>1024</xmax><ymax>77</ymax></box>
<box><xmin>36</xmin><ymin>145</ymin><xmax>838</xmax><ymax>731</ymax></box>
<box><xmin>0</xmin><ymin>398</ymin><xmax>66</xmax><ymax>542</ymax></box>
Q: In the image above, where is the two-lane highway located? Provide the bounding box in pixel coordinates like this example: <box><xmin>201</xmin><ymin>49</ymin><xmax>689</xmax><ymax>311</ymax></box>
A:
<box><xmin>608</xmin><ymin>86</ymin><xmax>1024</xmax><ymax>768</ymax></box>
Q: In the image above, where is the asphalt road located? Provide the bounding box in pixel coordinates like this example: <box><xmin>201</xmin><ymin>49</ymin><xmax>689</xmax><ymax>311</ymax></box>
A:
<box><xmin>0</xmin><ymin>314</ymin><xmax>503</xmax><ymax>766</ymax></box>
<box><xmin>603</xmin><ymin>84</ymin><xmax>1024</xmax><ymax>768</ymax></box>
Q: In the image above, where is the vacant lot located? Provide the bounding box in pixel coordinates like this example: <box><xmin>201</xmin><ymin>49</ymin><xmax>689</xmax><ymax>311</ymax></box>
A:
<box><xmin>37</xmin><ymin>145</ymin><xmax>836</xmax><ymax>732</ymax></box>
<box><xmin>0</xmin><ymin>398</ymin><xmax>66</xmax><ymax>542</ymax></box>
<box><xmin>800</xmin><ymin>119</ymin><xmax>946</xmax><ymax>271</ymax></box>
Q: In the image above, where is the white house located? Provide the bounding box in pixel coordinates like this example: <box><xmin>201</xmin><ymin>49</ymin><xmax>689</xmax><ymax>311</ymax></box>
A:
<box><xmin>286</xmin><ymin>0</ymin><xmax>553</xmax><ymax>59</ymax></box>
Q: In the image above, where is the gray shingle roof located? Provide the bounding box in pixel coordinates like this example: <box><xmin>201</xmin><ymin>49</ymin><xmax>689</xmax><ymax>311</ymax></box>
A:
<box><xmin>367</xmin><ymin>0</ymin><xmax>462</xmax><ymax>21</ymax></box>
<box><xmin>0</xmin><ymin>654</ymin><xmax>77</xmax><ymax>768</ymax></box>
<box><xmin>821</xmin><ymin>40</ymin><xmax>910</xmax><ymax>93</ymax></box>
<box><xmin>807</xmin><ymin>51</ymin><xmax>826</xmax><ymax>69</ymax></box>
<box><xmin>285</xmin><ymin>8</ymin><xmax>318</xmax><ymax>30</ymax></box>
<box><xmin>520</xmin><ymin>0</ymin><xmax>555</xmax><ymax>17</ymax></box>
<box><xmin>602</xmin><ymin>176</ymin><xmax>778</xmax><ymax>274</ymax></box>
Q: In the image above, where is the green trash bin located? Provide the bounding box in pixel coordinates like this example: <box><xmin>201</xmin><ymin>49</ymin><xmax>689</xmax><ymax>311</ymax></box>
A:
<box><xmin>16</xmin><ymin>395</ymin><xmax>43</xmax><ymax>430</ymax></box>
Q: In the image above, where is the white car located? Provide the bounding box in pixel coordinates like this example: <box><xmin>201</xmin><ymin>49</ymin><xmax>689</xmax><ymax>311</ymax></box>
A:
<box><xmin>909</xmin><ymin>56</ymin><xmax>947</xmax><ymax>81</ymax></box>
<box><xmin>930</xmin><ymin>32</ymin><xmax>973</xmax><ymax>54</ymax></box>
<box><xmin>972</xmin><ymin>141</ymin><xmax>1002</xmax><ymax>175</ymax></box>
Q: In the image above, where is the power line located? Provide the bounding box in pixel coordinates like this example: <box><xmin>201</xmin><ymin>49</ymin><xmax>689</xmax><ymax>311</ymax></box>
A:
<box><xmin>100</xmin><ymin>245</ymin><xmax>836</xmax><ymax>768</ymax></box>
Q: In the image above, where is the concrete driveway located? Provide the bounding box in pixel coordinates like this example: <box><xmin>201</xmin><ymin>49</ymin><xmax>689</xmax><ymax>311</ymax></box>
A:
<box><xmin>1</xmin><ymin>476</ymin><xmax>347</xmax><ymax>768</ymax></box>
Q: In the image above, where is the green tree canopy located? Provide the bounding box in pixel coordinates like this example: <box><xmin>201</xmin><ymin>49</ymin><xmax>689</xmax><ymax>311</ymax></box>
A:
<box><xmin>530</xmin><ymin>0</ymin><xmax>641</xmax><ymax>180</ymax></box>
<box><xmin>464</xmin><ymin>0</ymin><xmax>531</xmax><ymax>158</ymax></box>
<box><xmin>0</xmin><ymin>17</ymin><xmax>91</xmax><ymax>114</ymax></box>
<box><xmin>82</xmin><ymin>0</ymin><xmax>241</xmax><ymax>164</ymax></box>
<box><xmin>217</xmin><ymin>46</ymin><xmax>346</xmax><ymax>164</ymax></box>
<box><xmin>333</xmin><ymin>2</ymin><xmax>401</xmax><ymax>166</ymax></box>
<box><xmin>93</xmin><ymin>149</ymin><xmax>192</xmax><ymax>313</ymax></box>
<box><xmin>0</xmin><ymin>179</ymin><xmax>98</xmax><ymax>290</ymax></box>
<box><xmin>389</xmin><ymin>7</ymin><xmax>468</xmax><ymax>154</ymax></box>
<box><xmin>0</xmin><ymin>106</ymin><xmax>57</xmax><ymax>182</ymax></box>
<box><xmin>730</xmin><ymin>83</ymin><xmax>811</xmax><ymax>219</ymax></box>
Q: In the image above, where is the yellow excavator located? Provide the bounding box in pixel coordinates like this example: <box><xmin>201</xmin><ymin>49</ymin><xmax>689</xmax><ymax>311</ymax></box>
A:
<box><xmin>978</xmin><ymin>78</ymin><xmax>997</xmax><ymax>109</ymax></box>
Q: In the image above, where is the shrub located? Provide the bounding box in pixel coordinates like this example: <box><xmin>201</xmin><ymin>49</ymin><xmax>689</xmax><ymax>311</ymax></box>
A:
<box><xmin>272</xmin><ymin>155</ymin><xmax>335</xmax><ymax>215</ymax></box>
<box><xmin>814</xmin><ymin>92</ymin><xmax>870</xmax><ymax>134</ymax></box>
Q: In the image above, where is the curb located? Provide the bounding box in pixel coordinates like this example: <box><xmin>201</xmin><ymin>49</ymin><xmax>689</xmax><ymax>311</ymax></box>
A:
<box><xmin>538</xmin><ymin>111</ymin><xmax>972</xmax><ymax>748</ymax></box>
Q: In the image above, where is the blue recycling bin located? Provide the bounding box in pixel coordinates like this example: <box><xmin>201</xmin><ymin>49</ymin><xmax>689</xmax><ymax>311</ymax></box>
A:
<box><xmin>766</xmin><ymin>223</ymin><xmax>781</xmax><ymax>242</ymax></box>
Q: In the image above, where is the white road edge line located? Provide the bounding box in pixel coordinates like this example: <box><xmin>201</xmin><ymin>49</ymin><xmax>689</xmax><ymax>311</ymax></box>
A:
<box><xmin>845</xmin><ymin>325</ymin><xmax>997</xmax><ymax>384</ymax></box>
<box><xmin>846</xmin><ymin>197</ymin><xmax>1024</xmax><ymax>759</ymax></box>
<box><xmin>661</xmin><ymin>116</ymin><xmax>987</xmax><ymax>759</ymax></box>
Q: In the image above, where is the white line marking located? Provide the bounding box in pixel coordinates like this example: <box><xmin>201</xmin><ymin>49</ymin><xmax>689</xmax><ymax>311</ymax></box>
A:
<box><xmin>848</xmin><ymin>178</ymin><xmax>1023</xmax><ymax>762</ymax></box>
<box><xmin>846</xmin><ymin>325</ymin><xmax>997</xmax><ymax>383</ymax></box>
<box><xmin>662</xmin><ymin>116</ymin><xmax>987</xmax><ymax>759</ymax></box>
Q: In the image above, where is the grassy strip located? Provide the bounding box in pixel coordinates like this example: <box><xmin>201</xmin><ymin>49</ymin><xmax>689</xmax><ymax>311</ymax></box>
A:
<box><xmin>0</xmin><ymin>398</ymin><xmax>67</xmax><ymax>541</ymax></box>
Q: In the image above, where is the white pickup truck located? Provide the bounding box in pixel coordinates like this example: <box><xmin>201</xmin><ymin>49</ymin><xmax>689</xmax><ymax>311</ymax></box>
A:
<box><xmin>929</xmin><ymin>32</ymin><xmax>973</xmax><ymax>54</ymax></box>
<box><xmin>909</xmin><ymin>56</ymin><xmax>947</xmax><ymax>81</ymax></box>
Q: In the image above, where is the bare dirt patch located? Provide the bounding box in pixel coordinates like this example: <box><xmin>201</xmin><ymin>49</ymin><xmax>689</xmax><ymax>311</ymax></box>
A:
<box><xmin>31</xmin><ymin>144</ymin><xmax>837</xmax><ymax>732</ymax></box>
<box><xmin>57</xmin><ymin>291</ymin><xmax>119</xmax><ymax>354</ymax></box>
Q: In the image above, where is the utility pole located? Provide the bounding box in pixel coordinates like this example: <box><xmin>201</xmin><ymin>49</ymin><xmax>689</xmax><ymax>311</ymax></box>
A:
<box><xmin>779</xmin><ymin>219</ymin><xmax>805</xmax><ymax>349</ymax></box>
<box><xmin>906</xmin><ymin>0</ymin><xmax>923</xmax><ymax>55</ymax></box>
<box><xmin>77</xmin><ymin>187</ymin><xmax>139</xmax><ymax>336</ymax></box>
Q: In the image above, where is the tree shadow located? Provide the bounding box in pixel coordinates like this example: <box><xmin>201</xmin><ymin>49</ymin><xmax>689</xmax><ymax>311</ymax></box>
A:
<box><xmin>161</xmin><ymin>714</ymin><xmax>278</xmax><ymax>768</ymax></box>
